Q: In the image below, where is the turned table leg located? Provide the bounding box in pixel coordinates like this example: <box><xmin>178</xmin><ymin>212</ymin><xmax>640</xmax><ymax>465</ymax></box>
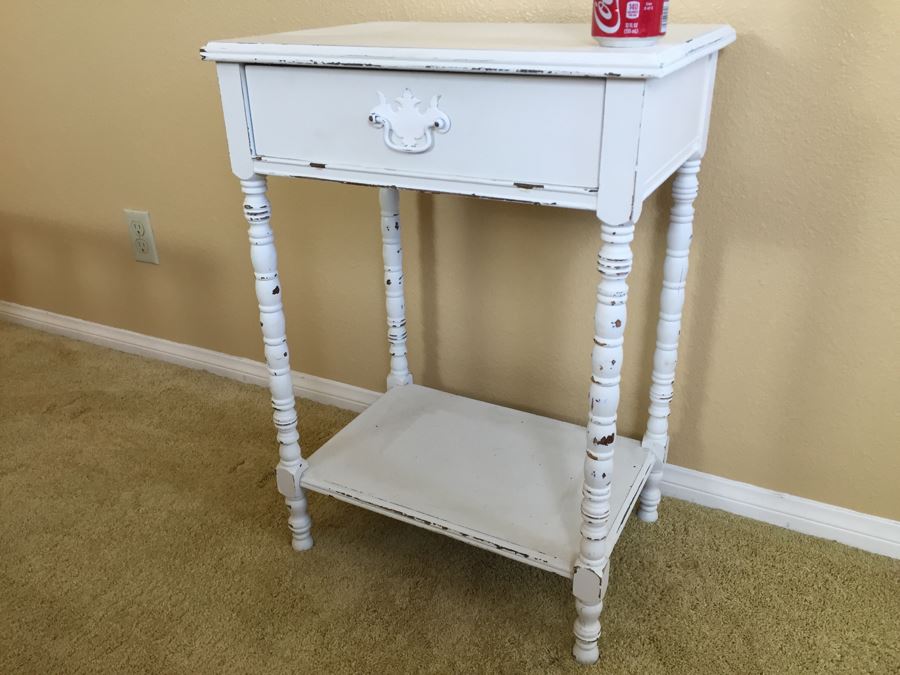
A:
<box><xmin>639</xmin><ymin>157</ymin><xmax>702</xmax><ymax>523</ymax></box>
<box><xmin>241</xmin><ymin>175</ymin><xmax>313</xmax><ymax>551</ymax></box>
<box><xmin>379</xmin><ymin>187</ymin><xmax>413</xmax><ymax>389</ymax></box>
<box><xmin>573</xmin><ymin>219</ymin><xmax>635</xmax><ymax>664</ymax></box>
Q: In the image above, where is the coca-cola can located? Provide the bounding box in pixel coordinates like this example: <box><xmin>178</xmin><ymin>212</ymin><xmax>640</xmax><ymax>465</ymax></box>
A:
<box><xmin>592</xmin><ymin>0</ymin><xmax>670</xmax><ymax>47</ymax></box>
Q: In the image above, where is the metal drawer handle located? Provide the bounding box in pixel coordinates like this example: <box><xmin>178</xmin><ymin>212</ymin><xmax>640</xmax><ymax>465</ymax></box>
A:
<box><xmin>368</xmin><ymin>89</ymin><xmax>451</xmax><ymax>154</ymax></box>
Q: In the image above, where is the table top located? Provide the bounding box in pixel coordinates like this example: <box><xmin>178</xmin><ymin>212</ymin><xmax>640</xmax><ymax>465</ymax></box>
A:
<box><xmin>202</xmin><ymin>22</ymin><xmax>735</xmax><ymax>78</ymax></box>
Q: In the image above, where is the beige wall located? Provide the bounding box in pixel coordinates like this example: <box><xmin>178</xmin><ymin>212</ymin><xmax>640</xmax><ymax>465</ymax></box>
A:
<box><xmin>2</xmin><ymin>2</ymin><xmax>898</xmax><ymax>519</ymax></box>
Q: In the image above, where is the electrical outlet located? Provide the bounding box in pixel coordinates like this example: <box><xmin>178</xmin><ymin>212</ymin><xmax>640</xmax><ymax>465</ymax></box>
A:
<box><xmin>124</xmin><ymin>209</ymin><xmax>159</xmax><ymax>264</ymax></box>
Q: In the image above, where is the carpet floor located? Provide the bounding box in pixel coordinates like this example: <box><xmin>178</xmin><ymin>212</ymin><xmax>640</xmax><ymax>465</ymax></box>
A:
<box><xmin>0</xmin><ymin>320</ymin><xmax>898</xmax><ymax>674</ymax></box>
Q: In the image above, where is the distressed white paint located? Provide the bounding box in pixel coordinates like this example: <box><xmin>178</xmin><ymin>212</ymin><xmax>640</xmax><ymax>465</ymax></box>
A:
<box><xmin>203</xmin><ymin>21</ymin><xmax>736</xmax><ymax>665</ymax></box>
<box><xmin>378</xmin><ymin>187</ymin><xmax>413</xmax><ymax>389</ymax></box>
<box><xmin>697</xmin><ymin>53</ymin><xmax>720</xmax><ymax>159</ymax></box>
<box><xmin>202</xmin><ymin>22</ymin><xmax>735</xmax><ymax>79</ymax></box>
<box><xmin>244</xmin><ymin>66</ymin><xmax>606</xmax><ymax>190</ymax></box>
<box><xmin>215</xmin><ymin>63</ymin><xmax>255</xmax><ymax>179</ymax></box>
<box><xmin>213</xmin><ymin>24</ymin><xmax>732</xmax><ymax>220</ymax></box>
<box><xmin>252</xmin><ymin>158</ymin><xmax>598</xmax><ymax>210</ymax></box>
<box><xmin>212</xmin><ymin>24</ymin><xmax>737</xmax><ymax>223</ymax></box>
<box><xmin>572</xmin><ymin>219</ymin><xmax>636</xmax><ymax>663</ymax></box>
<box><xmin>640</xmin><ymin>157</ymin><xmax>701</xmax><ymax>523</ymax></box>
<box><xmin>4</xmin><ymin>300</ymin><xmax>898</xmax><ymax>560</ymax></box>
<box><xmin>301</xmin><ymin>384</ymin><xmax>653</xmax><ymax>576</ymax></box>
<box><xmin>635</xmin><ymin>56</ymin><xmax>714</xmax><ymax>204</ymax></box>
<box><xmin>596</xmin><ymin>79</ymin><xmax>645</xmax><ymax>225</ymax></box>
<box><xmin>240</xmin><ymin>175</ymin><xmax>313</xmax><ymax>551</ymax></box>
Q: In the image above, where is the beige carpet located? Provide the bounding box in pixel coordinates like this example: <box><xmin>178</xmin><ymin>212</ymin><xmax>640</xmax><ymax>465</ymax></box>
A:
<box><xmin>1</xmin><ymin>320</ymin><xmax>897</xmax><ymax>674</ymax></box>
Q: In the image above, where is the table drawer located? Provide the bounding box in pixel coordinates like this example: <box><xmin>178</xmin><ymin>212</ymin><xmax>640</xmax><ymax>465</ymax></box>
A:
<box><xmin>244</xmin><ymin>66</ymin><xmax>605</xmax><ymax>189</ymax></box>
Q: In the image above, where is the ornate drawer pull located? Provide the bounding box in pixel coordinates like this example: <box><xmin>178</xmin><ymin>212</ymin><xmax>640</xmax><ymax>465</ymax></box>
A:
<box><xmin>368</xmin><ymin>89</ymin><xmax>451</xmax><ymax>154</ymax></box>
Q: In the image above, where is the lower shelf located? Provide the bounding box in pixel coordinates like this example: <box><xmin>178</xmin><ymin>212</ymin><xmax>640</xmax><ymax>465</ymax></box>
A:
<box><xmin>301</xmin><ymin>385</ymin><xmax>654</xmax><ymax>577</ymax></box>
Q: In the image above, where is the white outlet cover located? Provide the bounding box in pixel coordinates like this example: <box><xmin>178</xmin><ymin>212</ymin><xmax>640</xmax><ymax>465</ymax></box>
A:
<box><xmin>124</xmin><ymin>209</ymin><xmax>159</xmax><ymax>265</ymax></box>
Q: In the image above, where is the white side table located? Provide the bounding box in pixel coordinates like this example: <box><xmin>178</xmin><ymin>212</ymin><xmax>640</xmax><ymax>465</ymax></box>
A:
<box><xmin>203</xmin><ymin>22</ymin><xmax>735</xmax><ymax>664</ymax></box>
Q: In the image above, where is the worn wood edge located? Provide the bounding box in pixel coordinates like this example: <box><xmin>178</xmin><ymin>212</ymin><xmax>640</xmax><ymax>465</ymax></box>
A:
<box><xmin>253</xmin><ymin>160</ymin><xmax>597</xmax><ymax>211</ymax></box>
<box><xmin>200</xmin><ymin>25</ymin><xmax>736</xmax><ymax>80</ymax></box>
<box><xmin>300</xmin><ymin>476</ymin><xmax>571</xmax><ymax>577</ymax></box>
<box><xmin>3</xmin><ymin>299</ymin><xmax>897</xmax><ymax>560</ymax></box>
<box><xmin>255</xmin><ymin>156</ymin><xmax>599</xmax><ymax>195</ymax></box>
<box><xmin>607</xmin><ymin>451</ymin><xmax>655</xmax><ymax>555</ymax></box>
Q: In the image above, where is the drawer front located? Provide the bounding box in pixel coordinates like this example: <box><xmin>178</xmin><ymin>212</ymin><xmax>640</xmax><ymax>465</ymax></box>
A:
<box><xmin>245</xmin><ymin>66</ymin><xmax>605</xmax><ymax>189</ymax></box>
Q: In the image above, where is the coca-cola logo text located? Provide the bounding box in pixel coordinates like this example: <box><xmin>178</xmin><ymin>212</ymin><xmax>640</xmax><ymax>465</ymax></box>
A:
<box><xmin>594</xmin><ymin>0</ymin><xmax>621</xmax><ymax>35</ymax></box>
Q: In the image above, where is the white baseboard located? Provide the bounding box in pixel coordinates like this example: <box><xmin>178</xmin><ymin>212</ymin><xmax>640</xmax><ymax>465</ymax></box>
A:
<box><xmin>2</xmin><ymin>300</ymin><xmax>898</xmax><ymax>559</ymax></box>
<box><xmin>661</xmin><ymin>464</ymin><xmax>899</xmax><ymax>559</ymax></box>
<box><xmin>0</xmin><ymin>301</ymin><xmax>379</xmax><ymax>413</ymax></box>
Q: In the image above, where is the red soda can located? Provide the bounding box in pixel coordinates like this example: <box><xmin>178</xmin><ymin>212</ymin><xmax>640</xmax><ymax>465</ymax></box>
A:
<box><xmin>592</xmin><ymin>0</ymin><xmax>670</xmax><ymax>47</ymax></box>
